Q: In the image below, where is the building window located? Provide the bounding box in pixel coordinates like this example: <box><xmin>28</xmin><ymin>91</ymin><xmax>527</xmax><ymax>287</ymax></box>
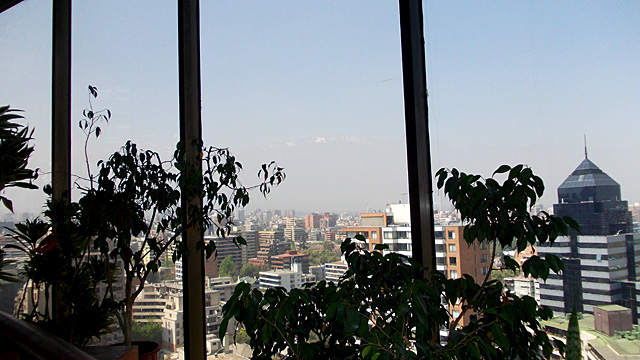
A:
<box><xmin>481</xmin><ymin>254</ymin><xmax>489</xmax><ymax>263</ymax></box>
<box><xmin>371</xmin><ymin>232</ymin><xmax>378</xmax><ymax>240</ymax></box>
<box><xmin>449</xmin><ymin>257</ymin><xmax>457</xmax><ymax>266</ymax></box>
<box><xmin>481</xmin><ymin>266</ymin><xmax>489</xmax><ymax>276</ymax></box>
<box><xmin>447</xmin><ymin>230</ymin><xmax>456</xmax><ymax>240</ymax></box>
<box><xmin>450</xmin><ymin>270</ymin><xmax>458</xmax><ymax>279</ymax></box>
<box><xmin>474</xmin><ymin>255</ymin><xmax>477</xmax><ymax>264</ymax></box>
<box><xmin>383</xmin><ymin>232</ymin><xmax>394</xmax><ymax>239</ymax></box>
<box><xmin>480</xmin><ymin>242</ymin><xmax>488</xmax><ymax>250</ymax></box>
<box><xmin>448</xmin><ymin>244</ymin><xmax>457</xmax><ymax>253</ymax></box>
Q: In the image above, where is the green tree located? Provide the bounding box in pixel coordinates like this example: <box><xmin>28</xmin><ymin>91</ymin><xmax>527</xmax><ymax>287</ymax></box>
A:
<box><xmin>323</xmin><ymin>241</ymin><xmax>335</xmax><ymax>251</ymax></box>
<box><xmin>131</xmin><ymin>321</ymin><xmax>163</xmax><ymax>344</ymax></box>
<box><xmin>565</xmin><ymin>306</ymin><xmax>581</xmax><ymax>360</ymax></box>
<box><xmin>303</xmin><ymin>249</ymin><xmax>339</xmax><ymax>266</ymax></box>
<box><xmin>234</xmin><ymin>328</ymin><xmax>251</xmax><ymax>344</ymax></box>
<box><xmin>491</xmin><ymin>268</ymin><xmax>518</xmax><ymax>283</ymax></box>
<box><xmin>239</xmin><ymin>262</ymin><xmax>257</xmax><ymax>278</ymax></box>
<box><xmin>219</xmin><ymin>256</ymin><xmax>237</xmax><ymax>278</ymax></box>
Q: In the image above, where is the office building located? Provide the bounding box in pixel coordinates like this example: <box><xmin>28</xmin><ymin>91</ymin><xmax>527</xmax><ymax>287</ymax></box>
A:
<box><xmin>539</xmin><ymin>155</ymin><xmax>640</xmax><ymax>319</ymax></box>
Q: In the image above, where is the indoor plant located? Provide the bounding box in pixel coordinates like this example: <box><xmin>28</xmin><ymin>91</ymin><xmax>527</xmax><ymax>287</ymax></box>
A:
<box><xmin>220</xmin><ymin>164</ymin><xmax>577</xmax><ymax>359</ymax></box>
<box><xmin>0</xmin><ymin>104</ymin><xmax>38</xmax><ymax>285</ymax></box>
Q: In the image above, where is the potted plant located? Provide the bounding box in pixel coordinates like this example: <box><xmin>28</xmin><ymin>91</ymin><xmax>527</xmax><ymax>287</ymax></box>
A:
<box><xmin>81</xmin><ymin>139</ymin><xmax>283</xmax><ymax>357</ymax></box>
<box><xmin>0</xmin><ymin>101</ymin><xmax>116</xmax><ymax>347</ymax></box>
<box><xmin>0</xmin><ymin>104</ymin><xmax>38</xmax><ymax>285</ymax></box>
<box><xmin>6</xmin><ymin>200</ymin><xmax>117</xmax><ymax>347</ymax></box>
<box><xmin>5</xmin><ymin>85</ymin><xmax>285</xmax><ymax>357</ymax></box>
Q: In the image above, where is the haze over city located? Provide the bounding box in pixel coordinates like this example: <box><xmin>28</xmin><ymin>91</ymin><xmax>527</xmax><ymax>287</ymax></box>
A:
<box><xmin>1</xmin><ymin>1</ymin><xmax>639</xmax><ymax>215</ymax></box>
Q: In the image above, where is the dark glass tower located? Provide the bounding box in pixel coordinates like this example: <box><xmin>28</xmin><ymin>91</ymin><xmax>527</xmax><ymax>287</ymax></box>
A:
<box><xmin>553</xmin><ymin>156</ymin><xmax>632</xmax><ymax>236</ymax></box>
<box><xmin>540</xmin><ymin>152</ymin><xmax>639</xmax><ymax>318</ymax></box>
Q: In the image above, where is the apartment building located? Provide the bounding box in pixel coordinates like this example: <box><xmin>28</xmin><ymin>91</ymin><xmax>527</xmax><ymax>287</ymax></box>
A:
<box><xmin>259</xmin><ymin>270</ymin><xmax>303</xmax><ymax>291</ymax></box>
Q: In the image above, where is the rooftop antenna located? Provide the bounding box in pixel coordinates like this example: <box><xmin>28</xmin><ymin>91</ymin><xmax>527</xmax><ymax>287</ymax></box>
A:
<box><xmin>584</xmin><ymin>134</ymin><xmax>588</xmax><ymax>159</ymax></box>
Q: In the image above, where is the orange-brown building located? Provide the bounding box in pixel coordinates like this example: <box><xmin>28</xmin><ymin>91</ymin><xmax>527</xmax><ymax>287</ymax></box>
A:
<box><xmin>340</xmin><ymin>212</ymin><xmax>387</xmax><ymax>252</ymax></box>
<box><xmin>442</xmin><ymin>225</ymin><xmax>492</xmax><ymax>327</ymax></box>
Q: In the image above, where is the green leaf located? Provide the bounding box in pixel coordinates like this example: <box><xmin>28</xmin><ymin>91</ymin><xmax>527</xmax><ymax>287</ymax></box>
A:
<box><xmin>1</xmin><ymin>197</ymin><xmax>13</xmax><ymax>213</ymax></box>
<box><xmin>344</xmin><ymin>307</ymin><xmax>361</xmax><ymax>335</ymax></box>
<box><xmin>503</xmin><ymin>256</ymin><xmax>520</xmax><ymax>271</ymax></box>
<box><xmin>491</xmin><ymin>323</ymin><xmax>510</xmax><ymax>351</ymax></box>
<box><xmin>545</xmin><ymin>254</ymin><xmax>564</xmax><ymax>274</ymax></box>
<box><xmin>563</xmin><ymin>216</ymin><xmax>580</xmax><ymax>232</ymax></box>
<box><xmin>219</xmin><ymin>317</ymin><xmax>229</xmax><ymax>339</ymax></box>
<box><xmin>467</xmin><ymin>342</ymin><xmax>481</xmax><ymax>359</ymax></box>
<box><xmin>493</xmin><ymin>164</ymin><xmax>511</xmax><ymax>176</ymax></box>
<box><xmin>373</xmin><ymin>243</ymin><xmax>389</xmax><ymax>251</ymax></box>
<box><xmin>362</xmin><ymin>345</ymin><xmax>375</xmax><ymax>359</ymax></box>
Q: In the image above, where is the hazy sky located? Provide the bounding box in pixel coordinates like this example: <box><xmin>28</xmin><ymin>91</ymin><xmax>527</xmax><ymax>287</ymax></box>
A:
<box><xmin>1</xmin><ymin>1</ymin><xmax>639</xmax><ymax>216</ymax></box>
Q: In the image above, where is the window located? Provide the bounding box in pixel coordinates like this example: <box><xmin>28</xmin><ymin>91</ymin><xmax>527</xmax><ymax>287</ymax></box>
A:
<box><xmin>474</xmin><ymin>255</ymin><xmax>477</xmax><ymax>264</ymax></box>
<box><xmin>481</xmin><ymin>254</ymin><xmax>489</xmax><ymax>263</ymax></box>
<box><xmin>448</xmin><ymin>244</ymin><xmax>456</xmax><ymax>253</ymax></box>
<box><xmin>480</xmin><ymin>242</ymin><xmax>488</xmax><ymax>250</ymax></box>
<box><xmin>481</xmin><ymin>267</ymin><xmax>489</xmax><ymax>276</ymax></box>
<box><xmin>371</xmin><ymin>232</ymin><xmax>378</xmax><ymax>240</ymax></box>
<box><xmin>383</xmin><ymin>232</ymin><xmax>394</xmax><ymax>239</ymax></box>
<box><xmin>447</xmin><ymin>230</ymin><xmax>456</xmax><ymax>240</ymax></box>
<box><xmin>393</xmin><ymin>243</ymin><xmax>410</xmax><ymax>251</ymax></box>
<box><xmin>450</xmin><ymin>270</ymin><xmax>458</xmax><ymax>279</ymax></box>
<box><xmin>449</xmin><ymin>257</ymin><xmax>457</xmax><ymax>266</ymax></box>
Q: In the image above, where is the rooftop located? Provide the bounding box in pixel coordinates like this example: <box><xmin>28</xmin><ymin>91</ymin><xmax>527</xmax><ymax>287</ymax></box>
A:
<box><xmin>596</xmin><ymin>304</ymin><xmax>630</xmax><ymax>312</ymax></box>
<box><xmin>558</xmin><ymin>158</ymin><xmax>619</xmax><ymax>190</ymax></box>
<box><xmin>543</xmin><ymin>315</ymin><xmax>640</xmax><ymax>359</ymax></box>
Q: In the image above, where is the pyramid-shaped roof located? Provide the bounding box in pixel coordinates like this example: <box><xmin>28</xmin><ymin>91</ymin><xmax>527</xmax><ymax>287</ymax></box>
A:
<box><xmin>558</xmin><ymin>158</ymin><xmax>619</xmax><ymax>190</ymax></box>
<box><xmin>557</xmin><ymin>156</ymin><xmax>622</xmax><ymax>203</ymax></box>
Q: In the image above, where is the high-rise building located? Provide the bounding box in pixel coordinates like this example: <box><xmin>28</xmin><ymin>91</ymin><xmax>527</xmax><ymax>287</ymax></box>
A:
<box><xmin>305</xmin><ymin>213</ymin><xmax>320</xmax><ymax>229</ymax></box>
<box><xmin>161</xmin><ymin>280</ymin><xmax>231</xmax><ymax>352</ymax></box>
<box><xmin>539</xmin><ymin>154</ymin><xmax>640</xmax><ymax>319</ymax></box>
<box><xmin>553</xmin><ymin>155</ymin><xmax>632</xmax><ymax>235</ymax></box>
<box><xmin>284</xmin><ymin>217</ymin><xmax>307</xmax><ymax>244</ymax></box>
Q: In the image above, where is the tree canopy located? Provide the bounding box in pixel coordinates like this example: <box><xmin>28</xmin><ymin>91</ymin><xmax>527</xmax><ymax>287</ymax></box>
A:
<box><xmin>219</xmin><ymin>256</ymin><xmax>237</xmax><ymax>278</ymax></box>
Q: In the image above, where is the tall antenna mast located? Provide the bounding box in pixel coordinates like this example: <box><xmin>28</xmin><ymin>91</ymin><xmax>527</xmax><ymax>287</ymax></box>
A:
<box><xmin>584</xmin><ymin>134</ymin><xmax>588</xmax><ymax>159</ymax></box>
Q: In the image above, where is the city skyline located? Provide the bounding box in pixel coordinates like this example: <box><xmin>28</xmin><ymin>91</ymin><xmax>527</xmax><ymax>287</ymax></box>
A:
<box><xmin>1</xmin><ymin>1</ymin><xmax>639</xmax><ymax>215</ymax></box>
